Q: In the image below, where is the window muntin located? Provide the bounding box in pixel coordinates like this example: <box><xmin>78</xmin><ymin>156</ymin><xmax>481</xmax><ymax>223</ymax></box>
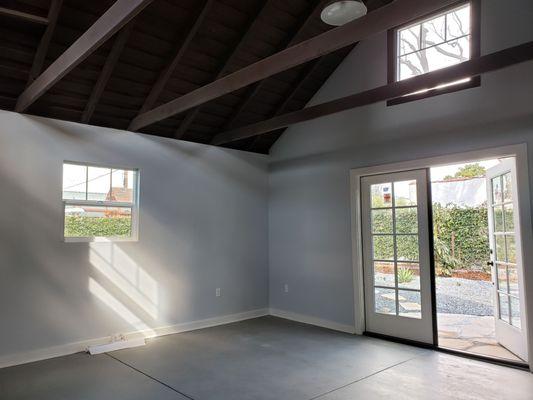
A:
<box><xmin>62</xmin><ymin>162</ymin><xmax>138</xmax><ymax>241</ymax></box>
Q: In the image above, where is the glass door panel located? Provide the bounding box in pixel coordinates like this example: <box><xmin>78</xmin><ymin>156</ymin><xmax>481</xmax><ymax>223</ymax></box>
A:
<box><xmin>361</xmin><ymin>169</ymin><xmax>434</xmax><ymax>344</ymax></box>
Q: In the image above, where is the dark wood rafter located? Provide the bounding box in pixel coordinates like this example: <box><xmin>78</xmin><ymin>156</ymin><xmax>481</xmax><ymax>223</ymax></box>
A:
<box><xmin>129</xmin><ymin>0</ymin><xmax>214</xmax><ymax>127</ymax></box>
<box><xmin>81</xmin><ymin>21</ymin><xmax>135</xmax><ymax>124</ymax></box>
<box><xmin>211</xmin><ymin>41</ymin><xmax>533</xmax><ymax>145</ymax></box>
<box><xmin>173</xmin><ymin>0</ymin><xmax>273</xmax><ymax>140</ymax></box>
<box><xmin>129</xmin><ymin>0</ymin><xmax>460</xmax><ymax>131</ymax></box>
<box><xmin>27</xmin><ymin>0</ymin><xmax>63</xmax><ymax>86</ymax></box>
<box><xmin>0</xmin><ymin>6</ymin><xmax>49</xmax><ymax>25</ymax></box>
<box><xmin>220</xmin><ymin>0</ymin><xmax>326</xmax><ymax>134</ymax></box>
<box><xmin>15</xmin><ymin>0</ymin><xmax>154</xmax><ymax>113</ymax></box>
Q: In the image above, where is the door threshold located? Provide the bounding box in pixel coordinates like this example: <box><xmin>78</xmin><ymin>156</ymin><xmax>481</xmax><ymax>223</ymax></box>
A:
<box><xmin>364</xmin><ymin>331</ymin><xmax>529</xmax><ymax>371</ymax></box>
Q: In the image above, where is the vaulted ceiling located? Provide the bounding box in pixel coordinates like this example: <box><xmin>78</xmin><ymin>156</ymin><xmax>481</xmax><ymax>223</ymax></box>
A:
<box><xmin>0</xmin><ymin>0</ymin><xmax>390</xmax><ymax>153</ymax></box>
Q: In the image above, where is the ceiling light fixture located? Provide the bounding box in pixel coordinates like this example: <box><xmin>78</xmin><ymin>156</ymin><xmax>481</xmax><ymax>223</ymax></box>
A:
<box><xmin>320</xmin><ymin>1</ymin><xmax>368</xmax><ymax>26</ymax></box>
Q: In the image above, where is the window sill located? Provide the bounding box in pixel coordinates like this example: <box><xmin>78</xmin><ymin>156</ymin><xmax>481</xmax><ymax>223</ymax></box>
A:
<box><xmin>387</xmin><ymin>76</ymin><xmax>481</xmax><ymax>106</ymax></box>
<box><xmin>64</xmin><ymin>236</ymin><xmax>138</xmax><ymax>243</ymax></box>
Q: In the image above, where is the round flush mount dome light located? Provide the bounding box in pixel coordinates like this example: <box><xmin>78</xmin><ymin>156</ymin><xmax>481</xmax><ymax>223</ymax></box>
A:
<box><xmin>320</xmin><ymin>1</ymin><xmax>368</xmax><ymax>26</ymax></box>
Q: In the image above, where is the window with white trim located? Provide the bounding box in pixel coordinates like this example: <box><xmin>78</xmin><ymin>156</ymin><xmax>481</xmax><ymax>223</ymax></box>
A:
<box><xmin>62</xmin><ymin>162</ymin><xmax>139</xmax><ymax>241</ymax></box>
<box><xmin>388</xmin><ymin>1</ymin><xmax>480</xmax><ymax>105</ymax></box>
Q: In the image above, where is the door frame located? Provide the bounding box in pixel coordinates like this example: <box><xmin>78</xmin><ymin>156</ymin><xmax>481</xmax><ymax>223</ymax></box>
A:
<box><xmin>349</xmin><ymin>144</ymin><xmax>533</xmax><ymax>366</ymax></box>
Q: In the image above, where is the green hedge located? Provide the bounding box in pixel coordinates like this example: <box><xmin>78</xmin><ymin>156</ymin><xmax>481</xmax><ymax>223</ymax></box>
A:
<box><xmin>372</xmin><ymin>205</ymin><xmax>490</xmax><ymax>271</ymax></box>
<box><xmin>65</xmin><ymin>216</ymin><xmax>131</xmax><ymax>238</ymax></box>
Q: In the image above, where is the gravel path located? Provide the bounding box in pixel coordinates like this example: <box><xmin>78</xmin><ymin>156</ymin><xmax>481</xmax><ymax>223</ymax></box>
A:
<box><xmin>436</xmin><ymin>277</ymin><xmax>493</xmax><ymax>316</ymax></box>
<box><xmin>374</xmin><ymin>275</ymin><xmax>494</xmax><ymax>316</ymax></box>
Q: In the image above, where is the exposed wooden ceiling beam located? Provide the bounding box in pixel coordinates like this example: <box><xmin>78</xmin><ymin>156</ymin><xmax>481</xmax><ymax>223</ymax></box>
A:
<box><xmin>15</xmin><ymin>0</ymin><xmax>154</xmax><ymax>113</ymax></box>
<box><xmin>173</xmin><ymin>0</ymin><xmax>272</xmax><ymax>139</ymax></box>
<box><xmin>129</xmin><ymin>0</ymin><xmax>459</xmax><ymax>131</ymax></box>
<box><xmin>129</xmin><ymin>0</ymin><xmax>214</xmax><ymax>127</ymax></box>
<box><xmin>221</xmin><ymin>0</ymin><xmax>326</xmax><ymax>133</ymax></box>
<box><xmin>27</xmin><ymin>0</ymin><xmax>63</xmax><ymax>86</ymax></box>
<box><xmin>211</xmin><ymin>41</ymin><xmax>533</xmax><ymax>145</ymax></box>
<box><xmin>0</xmin><ymin>6</ymin><xmax>49</xmax><ymax>25</ymax></box>
<box><xmin>81</xmin><ymin>21</ymin><xmax>135</xmax><ymax>124</ymax></box>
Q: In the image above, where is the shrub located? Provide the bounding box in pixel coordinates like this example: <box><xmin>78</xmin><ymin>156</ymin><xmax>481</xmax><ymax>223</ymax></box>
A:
<box><xmin>64</xmin><ymin>216</ymin><xmax>131</xmax><ymax>238</ymax></box>
<box><xmin>398</xmin><ymin>267</ymin><xmax>414</xmax><ymax>284</ymax></box>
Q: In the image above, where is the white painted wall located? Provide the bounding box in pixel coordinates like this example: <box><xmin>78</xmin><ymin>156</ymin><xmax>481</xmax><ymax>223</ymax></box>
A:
<box><xmin>269</xmin><ymin>0</ymin><xmax>533</xmax><ymax>328</ymax></box>
<box><xmin>0</xmin><ymin>111</ymin><xmax>269</xmax><ymax>363</ymax></box>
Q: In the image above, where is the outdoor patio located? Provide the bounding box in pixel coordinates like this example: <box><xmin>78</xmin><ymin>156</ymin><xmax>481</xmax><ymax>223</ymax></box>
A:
<box><xmin>438</xmin><ymin>314</ymin><xmax>522</xmax><ymax>362</ymax></box>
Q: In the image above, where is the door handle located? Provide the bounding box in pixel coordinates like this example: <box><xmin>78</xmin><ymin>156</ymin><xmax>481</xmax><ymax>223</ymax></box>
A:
<box><xmin>487</xmin><ymin>261</ymin><xmax>494</xmax><ymax>267</ymax></box>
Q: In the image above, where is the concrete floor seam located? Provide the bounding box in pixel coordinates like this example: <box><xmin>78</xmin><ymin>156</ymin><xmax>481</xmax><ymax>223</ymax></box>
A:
<box><xmin>307</xmin><ymin>354</ymin><xmax>424</xmax><ymax>400</ymax></box>
<box><xmin>105</xmin><ymin>353</ymin><xmax>196</xmax><ymax>400</ymax></box>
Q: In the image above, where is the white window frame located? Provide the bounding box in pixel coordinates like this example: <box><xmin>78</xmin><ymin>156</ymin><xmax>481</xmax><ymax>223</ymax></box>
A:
<box><xmin>395</xmin><ymin>2</ymin><xmax>472</xmax><ymax>82</ymax></box>
<box><xmin>62</xmin><ymin>161</ymin><xmax>140</xmax><ymax>243</ymax></box>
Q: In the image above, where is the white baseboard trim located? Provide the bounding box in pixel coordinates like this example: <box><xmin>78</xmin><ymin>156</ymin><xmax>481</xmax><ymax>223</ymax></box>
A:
<box><xmin>269</xmin><ymin>308</ymin><xmax>356</xmax><ymax>334</ymax></box>
<box><xmin>0</xmin><ymin>308</ymin><xmax>268</xmax><ymax>370</ymax></box>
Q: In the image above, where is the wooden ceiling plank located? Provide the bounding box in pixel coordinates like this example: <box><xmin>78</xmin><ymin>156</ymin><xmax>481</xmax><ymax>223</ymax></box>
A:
<box><xmin>211</xmin><ymin>41</ymin><xmax>533</xmax><ymax>145</ymax></box>
<box><xmin>27</xmin><ymin>0</ymin><xmax>64</xmax><ymax>86</ymax></box>
<box><xmin>173</xmin><ymin>0</ymin><xmax>273</xmax><ymax>139</ymax></box>
<box><xmin>81</xmin><ymin>21</ymin><xmax>135</xmax><ymax>124</ymax></box>
<box><xmin>129</xmin><ymin>0</ymin><xmax>214</xmax><ymax>124</ymax></box>
<box><xmin>15</xmin><ymin>0</ymin><xmax>154</xmax><ymax>113</ymax></box>
<box><xmin>246</xmin><ymin>56</ymin><xmax>326</xmax><ymax>150</ymax></box>
<box><xmin>129</xmin><ymin>0</ymin><xmax>459</xmax><ymax>131</ymax></box>
<box><xmin>221</xmin><ymin>0</ymin><xmax>325</xmax><ymax>133</ymax></box>
<box><xmin>0</xmin><ymin>6</ymin><xmax>49</xmax><ymax>25</ymax></box>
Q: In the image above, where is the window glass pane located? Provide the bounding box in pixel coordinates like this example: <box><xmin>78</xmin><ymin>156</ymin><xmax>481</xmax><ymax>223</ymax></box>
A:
<box><xmin>373</xmin><ymin>235</ymin><xmax>394</xmax><ymax>260</ymax></box>
<box><xmin>499</xmin><ymin>293</ymin><xmax>510</xmax><ymax>324</ymax></box>
<box><xmin>497</xmin><ymin>263</ymin><xmax>508</xmax><ymax>293</ymax></box>
<box><xmin>503</xmin><ymin>173</ymin><xmax>513</xmax><ymax>203</ymax></box>
<box><xmin>425</xmin><ymin>36</ymin><xmax>470</xmax><ymax>71</ymax></box>
<box><xmin>421</xmin><ymin>14</ymin><xmax>446</xmax><ymax>48</ymax></box>
<box><xmin>493</xmin><ymin>206</ymin><xmax>504</xmax><ymax>232</ymax></box>
<box><xmin>374</xmin><ymin>261</ymin><xmax>395</xmax><ymax>288</ymax></box>
<box><xmin>397</xmin><ymin>262</ymin><xmax>420</xmax><ymax>290</ymax></box>
<box><xmin>506</xmin><ymin>235</ymin><xmax>516</xmax><ymax>264</ymax></box>
<box><xmin>64</xmin><ymin>205</ymin><xmax>132</xmax><ymax>238</ymax></box>
<box><xmin>63</xmin><ymin>164</ymin><xmax>87</xmax><ymax>200</ymax></box>
<box><xmin>110</xmin><ymin>169</ymin><xmax>135</xmax><ymax>203</ymax></box>
<box><xmin>504</xmin><ymin>204</ymin><xmax>514</xmax><ymax>232</ymax></box>
<box><xmin>372</xmin><ymin>209</ymin><xmax>393</xmax><ymax>234</ymax></box>
<box><xmin>375</xmin><ymin>287</ymin><xmax>396</xmax><ymax>315</ymax></box>
<box><xmin>398</xmin><ymin>36</ymin><xmax>470</xmax><ymax>81</ymax></box>
<box><xmin>396</xmin><ymin>235</ymin><xmax>419</xmax><ymax>261</ymax></box>
<box><xmin>446</xmin><ymin>5</ymin><xmax>471</xmax><ymax>39</ymax></box>
<box><xmin>87</xmin><ymin>167</ymin><xmax>111</xmax><ymax>201</ymax></box>
<box><xmin>395</xmin><ymin>207</ymin><xmax>418</xmax><ymax>234</ymax></box>
<box><xmin>508</xmin><ymin>263</ymin><xmax>519</xmax><ymax>297</ymax></box>
<box><xmin>510</xmin><ymin>296</ymin><xmax>521</xmax><ymax>329</ymax></box>
<box><xmin>399</xmin><ymin>25</ymin><xmax>420</xmax><ymax>56</ymax></box>
<box><xmin>394</xmin><ymin>180</ymin><xmax>417</xmax><ymax>206</ymax></box>
<box><xmin>398</xmin><ymin>290</ymin><xmax>422</xmax><ymax>319</ymax></box>
<box><xmin>495</xmin><ymin>235</ymin><xmax>506</xmax><ymax>262</ymax></box>
<box><xmin>398</xmin><ymin>51</ymin><xmax>427</xmax><ymax>81</ymax></box>
<box><xmin>371</xmin><ymin>183</ymin><xmax>393</xmax><ymax>208</ymax></box>
<box><xmin>492</xmin><ymin>176</ymin><xmax>502</xmax><ymax>204</ymax></box>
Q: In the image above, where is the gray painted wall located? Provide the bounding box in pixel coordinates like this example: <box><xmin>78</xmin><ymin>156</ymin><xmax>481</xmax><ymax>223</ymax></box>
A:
<box><xmin>0</xmin><ymin>111</ymin><xmax>269</xmax><ymax>359</ymax></box>
<box><xmin>269</xmin><ymin>0</ymin><xmax>533</xmax><ymax>327</ymax></box>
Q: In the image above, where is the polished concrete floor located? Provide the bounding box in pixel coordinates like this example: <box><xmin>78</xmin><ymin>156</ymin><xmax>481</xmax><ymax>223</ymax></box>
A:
<box><xmin>1</xmin><ymin>316</ymin><xmax>533</xmax><ymax>400</ymax></box>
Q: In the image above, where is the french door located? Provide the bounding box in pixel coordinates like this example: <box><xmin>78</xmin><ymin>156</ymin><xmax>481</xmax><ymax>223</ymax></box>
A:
<box><xmin>486</xmin><ymin>160</ymin><xmax>528</xmax><ymax>361</ymax></box>
<box><xmin>361</xmin><ymin>169</ymin><xmax>434</xmax><ymax>344</ymax></box>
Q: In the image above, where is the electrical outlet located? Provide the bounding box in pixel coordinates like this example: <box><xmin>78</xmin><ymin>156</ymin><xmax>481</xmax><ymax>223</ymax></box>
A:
<box><xmin>284</xmin><ymin>284</ymin><xmax>289</xmax><ymax>293</ymax></box>
<box><xmin>216</xmin><ymin>288</ymin><xmax>221</xmax><ymax>297</ymax></box>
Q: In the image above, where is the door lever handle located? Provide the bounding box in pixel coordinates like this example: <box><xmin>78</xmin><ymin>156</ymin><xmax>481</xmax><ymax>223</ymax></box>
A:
<box><xmin>487</xmin><ymin>261</ymin><xmax>494</xmax><ymax>267</ymax></box>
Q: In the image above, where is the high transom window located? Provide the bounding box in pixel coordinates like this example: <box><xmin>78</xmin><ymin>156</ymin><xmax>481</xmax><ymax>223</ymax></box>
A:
<box><xmin>62</xmin><ymin>162</ymin><xmax>139</xmax><ymax>241</ymax></box>
<box><xmin>388</xmin><ymin>1</ymin><xmax>480</xmax><ymax>105</ymax></box>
